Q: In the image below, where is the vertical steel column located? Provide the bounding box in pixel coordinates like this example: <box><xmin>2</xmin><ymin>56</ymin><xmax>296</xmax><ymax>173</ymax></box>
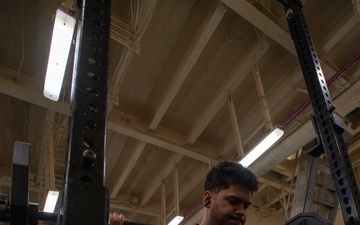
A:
<box><xmin>60</xmin><ymin>0</ymin><xmax>111</xmax><ymax>224</ymax></box>
<box><xmin>281</xmin><ymin>0</ymin><xmax>360</xmax><ymax>224</ymax></box>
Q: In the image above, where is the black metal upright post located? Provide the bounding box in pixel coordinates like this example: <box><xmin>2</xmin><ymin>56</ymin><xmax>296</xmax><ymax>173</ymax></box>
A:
<box><xmin>60</xmin><ymin>0</ymin><xmax>111</xmax><ymax>224</ymax></box>
<box><xmin>280</xmin><ymin>0</ymin><xmax>360</xmax><ymax>224</ymax></box>
<box><xmin>10</xmin><ymin>141</ymin><xmax>30</xmax><ymax>225</ymax></box>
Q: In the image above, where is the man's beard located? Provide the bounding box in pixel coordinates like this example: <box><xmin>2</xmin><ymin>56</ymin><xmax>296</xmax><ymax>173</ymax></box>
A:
<box><xmin>209</xmin><ymin>205</ymin><xmax>245</xmax><ymax>225</ymax></box>
<box><xmin>209</xmin><ymin>204</ymin><xmax>224</xmax><ymax>225</ymax></box>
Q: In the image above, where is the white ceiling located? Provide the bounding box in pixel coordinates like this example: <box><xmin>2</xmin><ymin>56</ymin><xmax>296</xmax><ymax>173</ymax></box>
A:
<box><xmin>0</xmin><ymin>0</ymin><xmax>360</xmax><ymax>224</ymax></box>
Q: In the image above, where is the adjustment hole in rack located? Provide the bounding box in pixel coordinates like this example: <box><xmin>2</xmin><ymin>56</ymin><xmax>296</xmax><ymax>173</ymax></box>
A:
<box><xmin>82</xmin><ymin>137</ymin><xmax>95</xmax><ymax>148</ymax></box>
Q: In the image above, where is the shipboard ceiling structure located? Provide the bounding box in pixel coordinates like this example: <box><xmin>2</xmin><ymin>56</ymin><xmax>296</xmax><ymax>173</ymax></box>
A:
<box><xmin>1</xmin><ymin>0</ymin><xmax>360</xmax><ymax>224</ymax></box>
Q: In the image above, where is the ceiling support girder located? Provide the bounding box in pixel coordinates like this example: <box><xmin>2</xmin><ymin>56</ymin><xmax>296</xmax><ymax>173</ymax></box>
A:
<box><xmin>227</xmin><ymin>93</ymin><xmax>245</xmax><ymax>158</ymax></box>
<box><xmin>252</xmin><ymin>63</ymin><xmax>274</xmax><ymax>131</ymax></box>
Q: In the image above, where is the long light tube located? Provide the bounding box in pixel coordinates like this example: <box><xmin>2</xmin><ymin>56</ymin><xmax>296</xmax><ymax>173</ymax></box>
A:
<box><xmin>43</xmin><ymin>9</ymin><xmax>76</xmax><ymax>101</ymax></box>
<box><xmin>43</xmin><ymin>190</ymin><xmax>60</xmax><ymax>213</ymax></box>
<box><xmin>168</xmin><ymin>215</ymin><xmax>184</xmax><ymax>225</ymax></box>
<box><xmin>240</xmin><ymin>127</ymin><xmax>284</xmax><ymax>167</ymax></box>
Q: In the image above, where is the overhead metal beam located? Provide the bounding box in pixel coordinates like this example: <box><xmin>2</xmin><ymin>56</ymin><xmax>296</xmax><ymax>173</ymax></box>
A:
<box><xmin>221</xmin><ymin>0</ymin><xmax>336</xmax><ymax>75</ymax></box>
<box><xmin>107</xmin><ymin>111</ymin><xmax>218</xmax><ymax>162</ymax></box>
<box><xmin>186</xmin><ymin>38</ymin><xmax>272</xmax><ymax>144</ymax></box>
<box><xmin>149</xmin><ymin>2</ymin><xmax>226</xmax><ymax>130</ymax></box>
<box><xmin>139</xmin><ymin>154</ymin><xmax>183</xmax><ymax>207</ymax></box>
<box><xmin>110</xmin><ymin>141</ymin><xmax>145</xmax><ymax>198</ymax></box>
<box><xmin>0</xmin><ymin>69</ymin><xmax>219</xmax><ymax>163</ymax></box>
<box><xmin>221</xmin><ymin>0</ymin><xmax>295</xmax><ymax>55</ymax></box>
<box><xmin>227</xmin><ymin>94</ymin><xmax>245</xmax><ymax>158</ymax></box>
<box><xmin>321</xmin><ymin>15</ymin><xmax>358</xmax><ymax>54</ymax></box>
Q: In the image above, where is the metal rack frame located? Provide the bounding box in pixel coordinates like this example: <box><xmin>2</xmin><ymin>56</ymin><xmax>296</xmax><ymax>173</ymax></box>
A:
<box><xmin>280</xmin><ymin>0</ymin><xmax>360</xmax><ymax>224</ymax></box>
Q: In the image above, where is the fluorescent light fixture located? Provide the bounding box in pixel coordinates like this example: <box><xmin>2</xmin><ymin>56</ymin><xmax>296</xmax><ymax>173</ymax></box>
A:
<box><xmin>240</xmin><ymin>127</ymin><xmax>284</xmax><ymax>167</ymax></box>
<box><xmin>43</xmin><ymin>190</ymin><xmax>60</xmax><ymax>213</ymax></box>
<box><xmin>168</xmin><ymin>215</ymin><xmax>184</xmax><ymax>225</ymax></box>
<box><xmin>43</xmin><ymin>9</ymin><xmax>76</xmax><ymax>101</ymax></box>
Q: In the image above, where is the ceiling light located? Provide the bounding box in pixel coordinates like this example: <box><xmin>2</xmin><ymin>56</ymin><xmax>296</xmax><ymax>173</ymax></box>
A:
<box><xmin>168</xmin><ymin>215</ymin><xmax>184</xmax><ymax>225</ymax></box>
<box><xmin>43</xmin><ymin>190</ymin><xmax>60</xmax><ymax>213</ymax></box>
<box><xmin>240</xmin><ymin>127</ymin><xmax>284</xmax><ymax>167</ymax></box>
<box><xmin>43</xmin><ymin>9</ymin><xmax>76</xmax><ymax>101</ymax></box>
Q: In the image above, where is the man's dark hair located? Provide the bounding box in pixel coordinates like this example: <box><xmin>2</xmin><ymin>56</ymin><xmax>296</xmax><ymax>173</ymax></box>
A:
<box><xmin>204</xmin><ymin>161</ymin><xmax>258</xmax><ymax>194</ymax></box>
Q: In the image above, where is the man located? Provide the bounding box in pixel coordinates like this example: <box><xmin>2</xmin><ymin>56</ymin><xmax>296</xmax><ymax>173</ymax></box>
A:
<box><xmin>110</xmin><ymin>161</ymin><xmax>258</xmax><ymax>225</ymax></box>
<box><xmin>198</xmin><ymin>161</ymin><xmax>258</xmax><ymax>225</ymax></box>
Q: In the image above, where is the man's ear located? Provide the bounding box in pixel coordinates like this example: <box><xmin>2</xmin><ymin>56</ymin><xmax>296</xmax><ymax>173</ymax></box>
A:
<box><xmin>203</xmin><ymin>191</ymin><xmax>212</xmax><ymax>208</ymax></box>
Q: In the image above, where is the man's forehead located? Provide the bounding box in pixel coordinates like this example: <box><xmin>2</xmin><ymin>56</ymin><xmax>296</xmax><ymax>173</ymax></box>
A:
<box><xmin>217</xmin><ymin>185</ymin><xmax>253</xmax><ymax>197</ymax></box>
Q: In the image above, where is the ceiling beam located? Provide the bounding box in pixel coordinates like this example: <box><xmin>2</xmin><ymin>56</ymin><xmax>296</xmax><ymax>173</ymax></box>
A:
<box><xmin>185</xmin><ymin>37</ymin><xmax>272</xmax><ymax>144</ymax></box>
<box><xmin>221</xmin><ymin>0</ymin><xmax>295</xmax><ymax>55</ymax></box>
<box><xmin>107</xmin><ymin>110</ymin><xmax>218</xmax><ymax>162</ymax></box>
<box><xmin>258</xmin><ymin>176</ymin><xmax>290</xmax><ymax>190</ymax></box>
<box><xmin>167</xmin><ymin>163</ymin><xmax>210</xmax><ymax>214</ymax></box>
<box><xmin>221</xmin><ymin>0</ymin><xmax>336</xmax><ymax>76</ymax></box>
<box><xmin>149</xmin><ymin>2</ymin><xmax>226</xmax><ymax>130</ymax></box>
<box><xmin>321</xmin><ymin>15</ymin><xmax>358</xmax><ymax>53</ymax></box>
<box><xmin>139</xmin><ymin>153</ymin><xmax>183</xmax><ymax>207</ymax></box>
<box><xmin>0</xmin><ymin>68</ymin><xmax>219</xmax><ymax>163</ymax></box>
<box><xmin>110</xmin><ymin>203</ymin><xmax>161</xmax><ymax>218</ymax></box>
<box><xmin>0</xmin><ymin>67</ymin><xmax>70</xmax><ymax>115</ymax></box>
<box><xmin>35</xmin><ymin>109</ymin><xmax>52</xmax><ymax>185</ymax></box>
<box><xmin>105</xmin><ymin>133</ymin><xmax>129</xmax><ymax>179</ymax></box>
<box><xmin>110</xmin><ymin>141</ymin><xmax>146</xmax><ymax>198</ymax></box>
